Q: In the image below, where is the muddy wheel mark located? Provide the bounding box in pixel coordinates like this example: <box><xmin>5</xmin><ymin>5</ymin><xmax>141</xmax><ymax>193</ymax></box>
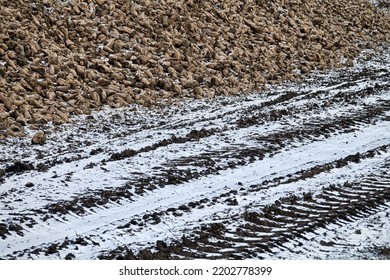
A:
<box><xmin>108</xmin><ymin>128</ymin><xmax>218</xmax><ymax>161</ymax></box>
<box><xmin>99</xmin><ymin>171</ymin><xmax>390</xmax><ymax>260</ymax></box>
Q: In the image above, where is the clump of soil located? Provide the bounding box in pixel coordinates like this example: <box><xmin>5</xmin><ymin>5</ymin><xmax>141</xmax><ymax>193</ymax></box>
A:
<box><xmin>1</xmin><ymin>0</ymin><xmax>389</xmax><ymax>138</ymax></box>
<box><xmin>378</xmin><ymin>247</ymin><xmax>390</xmax><ymax>259</ymax></box>
<box><xmin>0</xmin><ymin>223</ymin><xmax>9</xmax><ymax>239</ymax></box>
<box><xmin>4</xmin><ymin>160</ymin><xmax>34</xmax><ymax>174</ymax></box>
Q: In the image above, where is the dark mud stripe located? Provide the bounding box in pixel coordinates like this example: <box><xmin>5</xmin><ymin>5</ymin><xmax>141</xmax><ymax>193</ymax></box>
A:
<box><xmin>107</xmin><ymin>128</ymin><xmax>218</xmax><ymax>161</ymax></box>
<box><xmin>234</xmin><ymin>82</ymin><xmax>389</xmax><ymax>128</ymax></box>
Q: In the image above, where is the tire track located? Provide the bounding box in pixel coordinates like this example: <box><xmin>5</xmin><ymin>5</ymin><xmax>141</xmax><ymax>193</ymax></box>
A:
<box><xmin>113</xmin><ymin>166</ymin><xmax>390</xmax><ymax>260</ymax></box>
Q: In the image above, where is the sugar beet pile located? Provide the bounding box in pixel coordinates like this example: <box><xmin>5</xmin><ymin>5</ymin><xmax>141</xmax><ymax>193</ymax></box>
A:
<box><xmin>1</xmin><ymin>0</ymin><xmax>389</xmax><ymax>138</ymax></box>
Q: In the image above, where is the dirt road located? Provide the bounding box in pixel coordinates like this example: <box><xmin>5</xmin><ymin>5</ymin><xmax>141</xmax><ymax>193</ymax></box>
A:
<box><xmin>1</xmin><ymin>46</ymin><xmax>390</xmax><ymax>260</ymax></box>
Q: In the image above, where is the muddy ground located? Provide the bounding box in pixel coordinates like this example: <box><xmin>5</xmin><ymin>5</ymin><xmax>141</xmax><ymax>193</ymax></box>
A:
<box><xmin>0</xmin><ymin>44</ymin><xmax>390</xmax><ymax>260</ymax></box>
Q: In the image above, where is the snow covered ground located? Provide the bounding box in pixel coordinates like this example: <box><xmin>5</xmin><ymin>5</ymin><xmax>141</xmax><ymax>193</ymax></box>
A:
<box><xmin>1</xmin><ymin>44</ymin><xmax>390</xmax><ymax>260</ymax></box>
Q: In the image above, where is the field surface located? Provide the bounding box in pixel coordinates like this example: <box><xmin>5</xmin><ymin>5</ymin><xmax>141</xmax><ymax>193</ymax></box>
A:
<box><xmin>1</xmin><ymin>46</ymin><xmax>390</xmax><ymax>260</ymax></box>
